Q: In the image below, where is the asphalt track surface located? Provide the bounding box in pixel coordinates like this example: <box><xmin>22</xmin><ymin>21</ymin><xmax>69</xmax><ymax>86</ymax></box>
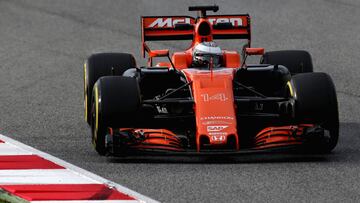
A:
<box><xmin>0</xmin><ymin>0</ymin><xmax>359</xmax><ymax>202</ymax></box>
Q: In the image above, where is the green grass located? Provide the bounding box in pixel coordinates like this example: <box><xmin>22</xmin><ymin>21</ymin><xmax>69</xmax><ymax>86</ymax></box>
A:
<box><xmin>0</xmin><ymin>189</ymin><xmax>28</xmax><ymax>203</ymax></box>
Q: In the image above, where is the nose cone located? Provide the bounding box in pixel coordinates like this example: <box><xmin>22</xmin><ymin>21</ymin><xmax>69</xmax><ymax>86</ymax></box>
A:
<box><xmin>182</xmin><ymin>68</ymin><xmax>239</xmax><ymax>151</ymax></box>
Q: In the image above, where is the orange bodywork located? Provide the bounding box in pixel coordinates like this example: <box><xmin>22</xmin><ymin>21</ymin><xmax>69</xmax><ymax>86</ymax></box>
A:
<box><xmin>110</xmin><ymin>128</ymin><xmax>184</xmax><ymax>152</ymax></box>
<box><xmin>222</xmin><ymin>51</ymin><xmax>241</xmax><ymax>68</ymax></box>
<box><xmin>182</xmin><ymin>68</ymin><xmax>239</xmax><ymax>151</ymax></box>
<box><xmin>170</xmin><ymin>50</ymin><xmax>241</xmax><ymax>69</ymax></box>
<box><xmin>254</xmin><ymin>124</ymin><xmax>314</xmax><ymax>149</ymax></box>
<box><xmin>171</xmin><ymin>51</ymin><xmax>191</xmax><ymax>69</ymax></box>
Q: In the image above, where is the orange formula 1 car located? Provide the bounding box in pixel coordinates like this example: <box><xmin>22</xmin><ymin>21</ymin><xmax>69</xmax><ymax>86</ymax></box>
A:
<box><xmin>84</xmin><ymin>5</ymin><xmax>339</xmax><ymax>156</ymax></box>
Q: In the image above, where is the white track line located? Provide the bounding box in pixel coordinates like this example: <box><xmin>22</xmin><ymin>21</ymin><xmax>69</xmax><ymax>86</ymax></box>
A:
<box><xmin>0</xmin><ymin>169</ymin><xmax>98</xmax><ymax>184</ymax></box>
<box><xmin>0</xmin><ymin>141</ymin><xmax>31</xmax><ymax>155</ymax></box>
<box><xmin>31</xmin><ymin>201</ymin><xmax>140</xmax><ymax>203</ymax></box>
<box><xmin>0</xmin><ymin>134</ymin><xmax>158</xmax><ymax>203</ymax></box>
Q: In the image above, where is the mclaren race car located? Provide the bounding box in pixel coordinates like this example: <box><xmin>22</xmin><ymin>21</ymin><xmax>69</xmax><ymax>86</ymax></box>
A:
<box><xmin>84</xmin><ymin>5</ymin><xmax>339</xmax><ymax>156</ymax></box>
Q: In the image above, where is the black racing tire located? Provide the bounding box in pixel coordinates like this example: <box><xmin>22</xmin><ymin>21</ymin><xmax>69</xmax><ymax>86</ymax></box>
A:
<box><xmin>84</xmin><ymin>53</ymin><xmax>136</xmax><ymax>125</ymax></box>
<box><xmin>288</xmin><ymin>72</ymin><xmax>339</xmax><ymax>153</ymax></box>
<box><xmin>91</xmin><ymin>76</ymin><xmax>141</xmax><ymax>155</ymax></box>
<box><xmin>261</xmin><ymin>50</ymin><xmax>313</xmax><ymax>75</ymax></box>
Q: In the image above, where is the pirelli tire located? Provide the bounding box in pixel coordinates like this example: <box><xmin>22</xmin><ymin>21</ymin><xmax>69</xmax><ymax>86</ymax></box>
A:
<box><xmin>91</xmin><ymin>76</ymin><xmax>141</xmax><ymax>155</ymax></box>
<box><xmin>288</xmin><ymin>72</ymin><xmax>339</xmax><ymax>153</ymax></box>
<box><xmin>84</xmin><ymin>53</ymin><xmax>136</xmax><ymax>125</ymax></box>
<box><xmin>261</xmin><ymin>50</ymin><xmax>313</xmax><ymax>75</ymax></box>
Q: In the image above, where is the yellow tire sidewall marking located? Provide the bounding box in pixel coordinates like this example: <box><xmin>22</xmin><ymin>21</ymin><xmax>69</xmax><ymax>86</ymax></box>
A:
<box><xmin>287</xmin><ymin>81</ymin><xmax>294</xmax><ymax>97</ymax></box>
<box><xmin>92</xmin><ymin>84</ymin><xmax>99</xmax><ymax>148</ymax></box>
<box><xmin>95</xmin><ymin>84</ymin><xmax>99</xmax><ymax>132</ymax></box>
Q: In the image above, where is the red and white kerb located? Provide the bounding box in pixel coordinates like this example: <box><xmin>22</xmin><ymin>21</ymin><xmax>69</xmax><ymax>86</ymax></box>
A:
<box><xmin>0</xmin><ymin>134</ymin><xmax>157</xmax><ymax>203</ymax></box>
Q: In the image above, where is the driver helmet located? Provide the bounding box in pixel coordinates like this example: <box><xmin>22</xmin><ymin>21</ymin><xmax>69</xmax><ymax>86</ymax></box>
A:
<box><xmin>192</xmin><ymin>41</ymin><xmax>222</xmax><ymax>68</ymax></box>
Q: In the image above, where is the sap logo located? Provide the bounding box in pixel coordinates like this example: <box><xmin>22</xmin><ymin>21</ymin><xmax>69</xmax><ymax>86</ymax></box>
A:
<box><xmin>148</xmin><ymin>18</ymin><xmax>191</xmax><ymax>28</ymax></box>
<box><xmin>207</xmin><ymin>125</ymin><xmax>228</xmax><ymax>132</ymax></box>
<box><xmin>208</xmin><ymin>18</ymin><xmax>243</xmax><ymax>27</ymax></box>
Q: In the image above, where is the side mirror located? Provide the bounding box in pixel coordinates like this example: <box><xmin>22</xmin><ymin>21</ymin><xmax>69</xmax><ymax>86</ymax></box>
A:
<box><xmin>149</xmin><ymin>49</ymin><xmax>169</xmax><ymax>58</ymax></box>
<box><xmin>245</xmin><ymin>47</ymin><xmax>265</xmax><ymax>56</ymax></box>
<box><xmin>147</xmin><ymin>49</ymin><xmax>175</xmax><ymax>68</ymax></box>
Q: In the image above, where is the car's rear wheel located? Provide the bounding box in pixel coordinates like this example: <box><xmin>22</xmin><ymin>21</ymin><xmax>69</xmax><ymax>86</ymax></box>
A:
<box><xmin>91</xmin><ymin>76</ymin><xmax>141</xmax><ymax>155</ymax></box>
<box><xmin>287</xmin><ymin>72</ymin><xmax>339</xmax><ymax>153</ymax></box>
<box><xmin>261</xmin><ymin>50</ymin><xmax>313</xmax><ymax>74</ymax></box>
<box><xmin>84</xmin><ymin>53</ymin><xmax>136</xmax><ymax>125</ymax></box>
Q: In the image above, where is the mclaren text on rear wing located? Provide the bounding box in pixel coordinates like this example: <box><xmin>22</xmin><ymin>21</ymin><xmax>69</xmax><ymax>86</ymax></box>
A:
<box><xmin>141</xmin><ymin>15</ymin><xmax>250</xmax><ymax>41</ymax></box>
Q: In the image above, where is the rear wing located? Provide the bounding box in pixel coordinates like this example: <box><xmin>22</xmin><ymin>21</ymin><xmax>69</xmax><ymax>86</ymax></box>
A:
<box><xmin>142</xmin><ymin>16</ymin><xmax>196</xmax><ymax>41</ymax></box>
<box><xmin>141</xmin><ymin>15</ymin><xmax>251</xmax><ymax>57</ymax></box>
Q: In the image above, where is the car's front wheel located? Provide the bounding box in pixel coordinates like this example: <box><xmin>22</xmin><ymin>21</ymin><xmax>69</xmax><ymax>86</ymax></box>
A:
<box><xmin>287</xmin><ymin>72</ymin><xmax>339</xmax><ymax>153</ymax></box>
<box><xmin>91</xmin><ymin>76</ymin><xmax>141</xmax><ymax>155</ymax></box>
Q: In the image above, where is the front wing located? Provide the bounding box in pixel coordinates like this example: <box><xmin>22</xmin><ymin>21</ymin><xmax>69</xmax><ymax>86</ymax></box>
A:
<box><xmin>105</xmin><ymin>124</ymin><xmax>327</xmax><ymax>156</ymax></box>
